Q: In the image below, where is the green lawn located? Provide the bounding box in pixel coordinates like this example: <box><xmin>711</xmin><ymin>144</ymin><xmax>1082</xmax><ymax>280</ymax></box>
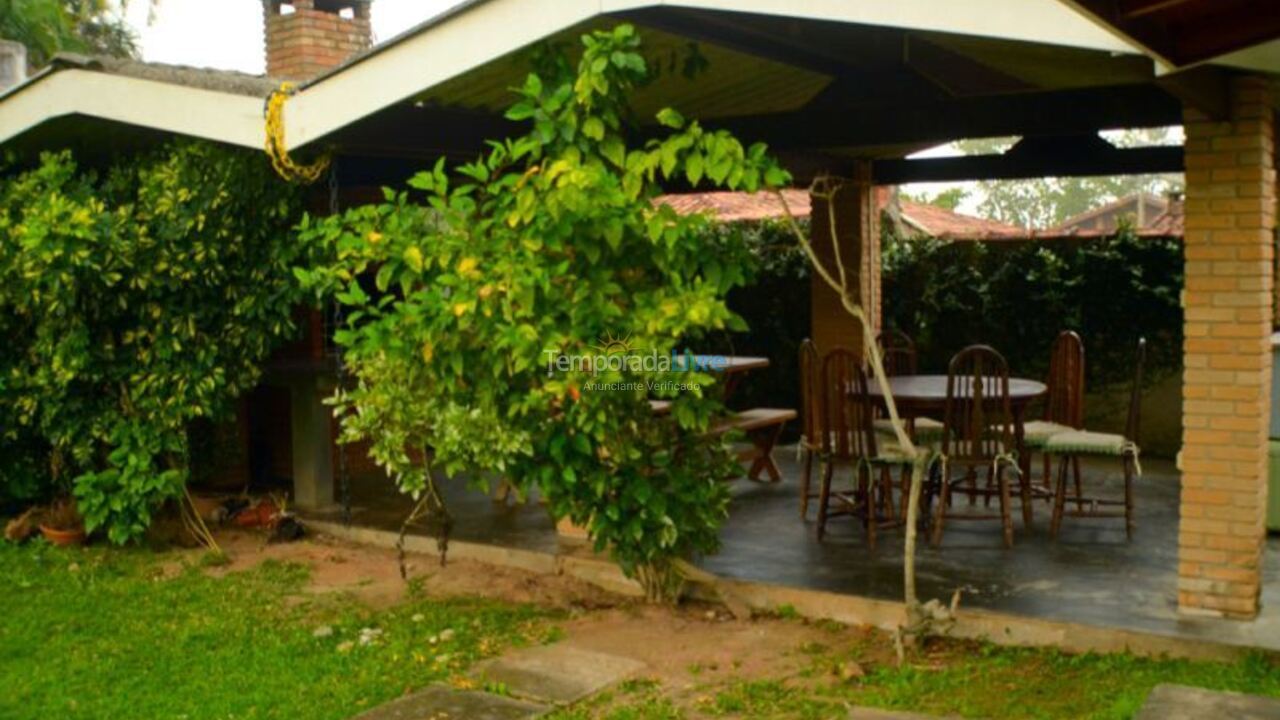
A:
<box><xmin>3</xmin><ymin>540</ymin><xmax>1278</xmax><ymax>720</ymax></box>
<box><xmin>0</xmin><ymin>542</ymin><xmax>555</xmax><ymax>719</ymax></box>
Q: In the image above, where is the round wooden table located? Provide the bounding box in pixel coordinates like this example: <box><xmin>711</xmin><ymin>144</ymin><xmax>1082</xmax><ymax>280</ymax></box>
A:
<box><xmin>866</xmin><ymin>375</ymin><xmax>1047</xmax><ymax>415</ymax></box>
<box><xmin>866</xmin><ymin>374</ymin><xmax>1048</xmax><ymax>525</ymax></box>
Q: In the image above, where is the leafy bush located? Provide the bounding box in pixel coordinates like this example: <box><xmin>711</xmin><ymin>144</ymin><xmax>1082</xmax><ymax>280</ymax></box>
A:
<box><xmin>0</xmin><ymin>142</ymin><xmax>308</xmax><ymax>542</ymax></box>
<box><xmin>296</xmin><ymin>25</ymin><xmax>788</xmax><ymax>600</ymax></box>
<box><xmin>882</xmin><ymin>226</ymin><xmax>1182</xmax><ymax>386</ymax></box>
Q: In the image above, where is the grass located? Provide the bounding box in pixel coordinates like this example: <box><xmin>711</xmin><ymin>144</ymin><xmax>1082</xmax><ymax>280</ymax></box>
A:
<box><xmin>0</xmin><ymin>541</ymin><xmax>555</xmax><ymax>720</ymax></box>
<box><xmin>4</xmin><ymin>539</ymin><xmax>1279</xmax><ymax>720</ymax></box>
<box><xmin>550</xmin><ymin>635</ymin><xmax>1280</xmax><ymax>720</ymax></box>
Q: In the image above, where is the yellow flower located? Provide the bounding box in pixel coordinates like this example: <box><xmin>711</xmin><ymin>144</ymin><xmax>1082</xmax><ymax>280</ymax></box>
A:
<box><xmin>457</xmin><ymin>257</ymin><xmax>480</xmax><ymax>278</ymax></box>
<box><xmin>366</xmin><ymin>231</ymin><xmax>383</xmax><ymax>244</ymax></box>
<box><xmin>421</xmin><ymin>342</ymin><xmax>434</xmax><ymax>362</ymax></box>
<box><xmin>452</xmin><ymin>302</ymin><xmax>470</xmax><ymax>317</ymax></box>
<box><xmin>403</xmin><ymin>246</ymin><xmax>424</xmax><ymax>271</ymax></box>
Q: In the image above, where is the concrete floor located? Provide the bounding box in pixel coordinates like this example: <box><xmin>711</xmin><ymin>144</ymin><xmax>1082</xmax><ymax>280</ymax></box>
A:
<box><xmin>313</xmin><ymin>447</ymin><xmax>1280</xmax><ymax>652</ymax></box>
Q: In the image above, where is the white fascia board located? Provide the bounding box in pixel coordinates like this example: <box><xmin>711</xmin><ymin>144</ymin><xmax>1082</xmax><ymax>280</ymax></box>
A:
<box><xmin>0</xmin><ymin>69</ymin><xmax>264</xmax><ymax>149</ymax></box>
<box><xmin>285</xmin><ymin>0</ymin><xmax>1143</xmax><ymax>149</ymax></box>
<box><xmin>285</xmin><ymin>0</ymin><xmax>606</xmax><ymax>149</ymax></box>
<box><xmin>602</xmin><ymin>0</ymin><xmax>1138</xmax><ymax>52</ymax></box>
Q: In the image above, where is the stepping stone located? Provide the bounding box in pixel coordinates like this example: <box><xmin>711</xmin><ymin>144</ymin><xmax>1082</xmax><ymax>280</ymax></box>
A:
<box><xmin>1137</xmin><ymin>684</ymin><xmax>1280</xmax><ymax>720</ymax></box>
<box><xmin>350</xmin><ymin>684</ymin><xmax>546</xmax><ymax>720</ymax></box>
<box><xmin>473</xmin><ymin>645</ymin><xmax>646</xmax><ymax>704</ymax></box>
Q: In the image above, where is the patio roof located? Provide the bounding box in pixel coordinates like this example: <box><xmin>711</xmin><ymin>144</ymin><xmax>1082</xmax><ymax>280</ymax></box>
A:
<box><xmin>3</xmin><ymin>0</ymin><xmax>1278</xmax><ymax>183</ymax></box>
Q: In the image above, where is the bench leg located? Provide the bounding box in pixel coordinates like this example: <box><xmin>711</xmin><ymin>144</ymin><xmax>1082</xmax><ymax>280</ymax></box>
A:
<box><xmin>746</xmin><ymin>424</ymin><xmax>785</xmax><ymax>482</ymax></box>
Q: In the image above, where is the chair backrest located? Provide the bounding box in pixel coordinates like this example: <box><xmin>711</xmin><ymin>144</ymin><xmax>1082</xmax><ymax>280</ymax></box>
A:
<box><xmin>877</xmin><ymin>328</ymin><xmax>918</xmax><ymax>377</ymax></box>
<box><xmin>1044</xmin><ymin>330</ymin><xmax>1085</xmax><ymax>428</ymax></box>
<box><xmin>1125</xmin><ymin>337</ymin><xmax>1147</xmax><ymax>444</ymax></box>
<box><xmin>821</xmin><ymin>347</ymin><xmax>880</xmax><ymax>461</ymax></box>
<box><xmin>798</xmin><ymin>338</ymin><xmax>822</xmax><ymax>447</ymax></box>
<box><xmin>943</xmin><ymin>344</ymin><xmax>1014</xmax><ymax>461</ymax></box>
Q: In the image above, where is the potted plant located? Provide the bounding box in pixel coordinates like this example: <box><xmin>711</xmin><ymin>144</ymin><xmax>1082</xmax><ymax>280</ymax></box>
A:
<box><xmin>39</xmin><ymin>497</ymin><xmax>86</xmax><ymax>546</ymax></box>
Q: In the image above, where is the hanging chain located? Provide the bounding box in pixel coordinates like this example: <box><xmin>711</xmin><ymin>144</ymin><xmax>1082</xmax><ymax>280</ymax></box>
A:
<box><xmin>264</xmin><ymin>82</ymin><xmax>331</xmax><ymax>184</ymax></box>
<box><xmin>328</xmin><ymin>163</ymin><xmax>353</xmax><ymax>526</ymax></box>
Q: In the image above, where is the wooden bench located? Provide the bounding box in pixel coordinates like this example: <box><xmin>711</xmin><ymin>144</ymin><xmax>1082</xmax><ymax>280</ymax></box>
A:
<box><xmin>711</xmin><ymin>408</ymin><xmax>797</xmax><ymax>482</ymax></box>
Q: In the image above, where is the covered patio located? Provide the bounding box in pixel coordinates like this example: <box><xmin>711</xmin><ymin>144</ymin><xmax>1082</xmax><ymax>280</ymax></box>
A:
<box><xmin>5</xmin><ymin>0</ymin><xmax>1278</xmax><ymax>643</ymax></box>
<box><xmin>270</xmin><ymin>0</ymin><xmax>1279</xmax><ymax>627</ymax></box>
<box><xmin>307</xmin><ymin>451</ymin><xmax>1280</xmax><ymax>652</ymax></box>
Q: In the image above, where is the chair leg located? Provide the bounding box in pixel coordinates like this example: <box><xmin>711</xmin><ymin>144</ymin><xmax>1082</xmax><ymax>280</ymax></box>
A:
<box><xmin>1124</xmin><ymin>454</ymin><xmax>1135</xmax><ymax>541</ymax></box>
<box><xmin>816</xmin><ymin>460</ymin><xmax>834</xmax><ymax>541</ymax></box>
<box><xmin>983</xmin><ymin>464</ymin><xmax>994</xmax><ymax>508</ymax></box>
<box><xmin>930</xmin><ymin>475</ymin><xmax>950</xmax><ymax>547</ymax></box>
<box><xmin>1072</xmin><ymin>455</ymin><xmax>1084</xmax><ymax>512</ymax></box>
<box><xmin>1041</xmin><ymin>452</ymin><xmax>1051</xmax><ymax>490</ymax></box>
<box><xmin>998</xmin><ymin>465</ymin><xmax>1014</xmax><ymax>548</ymax></box>
<box><xmin>862</xmin><ymin>466</ymin><xmax>876</xmax><ymax>551</ymax></box>
<box><xmin>799</xmin><ymin>448</ymin><xmax>814</xmax><ymax>520</ymax></box>
<box><xmin>1018</xmin><ymin>461</ymin><xmax>1034</xmax><ymax>530</ymax></box>
<box><xmin>1049</xmin><ymin>454</ymin><xmax>1069</xmax><ymax>539</ymax></box>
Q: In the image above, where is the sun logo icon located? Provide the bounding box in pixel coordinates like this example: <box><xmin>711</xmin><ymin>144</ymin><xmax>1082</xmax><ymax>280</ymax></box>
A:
<box><xmin>592</xmin><ymin>331</ymin><xmax>632</xmax><ymax>356</ymax></box>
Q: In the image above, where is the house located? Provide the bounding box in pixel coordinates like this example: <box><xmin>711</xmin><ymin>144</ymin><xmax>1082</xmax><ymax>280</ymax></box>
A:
<box><xmin>2</xmin><ymin>0</ymin><xmax>1279</xmax><ymax>624</ymax></box>
<box><xmin>1049</xmin><ymin>192</ymin><xmax>1183</xmax><ymax>237</ymax></box>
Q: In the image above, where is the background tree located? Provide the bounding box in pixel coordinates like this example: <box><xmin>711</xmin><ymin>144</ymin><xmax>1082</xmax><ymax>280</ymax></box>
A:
<box><xmin>956</xmin><ymin>129</ymin><xmax>1183</xmax><ymax>228</ymax></box>
<box><xmin>298</xmin><ymin>25</ymin><xmax>787</xmax><ymax>601</ymax></box>
<box><xmin>1</xmin><ymin>0</ymin><xmax>140</xmax><ymax>66</ymax></box>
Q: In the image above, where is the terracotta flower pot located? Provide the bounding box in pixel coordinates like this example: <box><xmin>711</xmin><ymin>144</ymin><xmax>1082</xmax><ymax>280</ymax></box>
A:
<box><xmin>39</xmin><ymin>524</ymin><xmax>86</xmax><ymax>547</ymax></box>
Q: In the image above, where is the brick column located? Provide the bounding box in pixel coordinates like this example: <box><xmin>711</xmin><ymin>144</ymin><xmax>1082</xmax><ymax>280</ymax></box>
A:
<box><xmin>1178</xmin><ymin>76</ymin><xmax>1276</xmax><ymax>619</ymax></box>
<box><xmin>809</xmin><ymin>163</ymin><xmax>880</xmax><ymax>355</ymax></box>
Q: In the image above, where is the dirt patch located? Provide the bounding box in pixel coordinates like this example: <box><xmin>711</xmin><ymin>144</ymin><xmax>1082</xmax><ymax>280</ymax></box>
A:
<box><xmin>559</xmin><ymin>605</ymin><xmax>894</xmax><ymax>688</ymax></box>
<box><xmin>197</xmin><ymin>528</ymin><xmax>621</xmax><ymax>611</ymax></box>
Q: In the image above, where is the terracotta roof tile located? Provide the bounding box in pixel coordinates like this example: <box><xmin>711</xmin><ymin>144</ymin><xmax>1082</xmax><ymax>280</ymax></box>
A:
<box><xmin>656</xmin><ymin>189</ymin><xmax>1025</xmax><ymax>240</ymax></box>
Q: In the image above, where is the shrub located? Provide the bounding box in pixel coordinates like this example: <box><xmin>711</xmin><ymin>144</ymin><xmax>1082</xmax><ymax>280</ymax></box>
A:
<box><xmin>296</xmin><ymin>25</ymin><xmax>788</xmax><ymax>600</ymax></box>
<box><xmin>0</xmin><ymin>142</ymin><xmax>308</xmax><ymax>542</ymax></box>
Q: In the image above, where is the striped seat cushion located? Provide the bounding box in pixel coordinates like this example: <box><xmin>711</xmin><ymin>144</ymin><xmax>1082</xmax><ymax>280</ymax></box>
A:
<box><xmin>1021</xmin><ymin>420</ymin><xmax>1077</xmax><ymax>449</ymax></box>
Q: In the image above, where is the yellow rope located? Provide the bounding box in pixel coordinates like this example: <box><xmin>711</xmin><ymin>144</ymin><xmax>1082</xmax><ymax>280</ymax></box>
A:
<box><xmin>264</xmin><ymin>82</ymin><xmax>331</xmax><ymax>184</ymax></box>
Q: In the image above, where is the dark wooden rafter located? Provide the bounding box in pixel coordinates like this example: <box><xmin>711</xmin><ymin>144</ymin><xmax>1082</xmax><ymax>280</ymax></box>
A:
<box><xmin>711</xmin><ymin>83</ymin><xmax>1182</xmax><ymax>151</ymax></box>
<box><xmin>613</xmin><ymin>7</ymin><xmax>955</xmax><ymax>104</ymax></box>
<box><xmin>872</xmin><ymin>133</ymin><xmax>1183</xmax><ymax>183</ymax></box>
<box><xmin>1066</xmin><ymin>0</ymin><xmax>1280</xmax><ymax>67</ymax></box>
<box><xmin>901</xmin><ymin>36</ymin><xmax>1036</xmax><ymax>97</ymax></box>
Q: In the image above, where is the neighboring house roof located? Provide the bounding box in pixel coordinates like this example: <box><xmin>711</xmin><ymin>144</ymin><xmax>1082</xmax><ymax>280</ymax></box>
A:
<box><xmin>1040</xmin><ymin>192</ymin><xmax>1184</xmax><ymax>239</ymax></box>
<box><xmin>43</xmin><ymin>53</ymin><xmax>278</xmax><ymax>97</ymax></box>
<box><xmin>657</xmin><ymin>189</ymin><xmax>1027</xmax><ymax>241</ymax></box>
<box><xmin>3</xmin><ymin>0</ymin><xmax>1277</xmax><ymax>156</ymax></box>
<box><xmin>1047</xmin><ymin>192</ymin><xmax>1169</xmax><ymax>235</ymax></box>
<box><xmin>0</xmin><ymin>53</ymin><xmax>266</xmax><ymax>149</ymax></box>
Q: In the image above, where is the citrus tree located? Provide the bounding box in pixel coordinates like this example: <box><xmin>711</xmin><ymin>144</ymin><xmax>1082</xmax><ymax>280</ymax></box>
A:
<box><xmin>297</xmin><ymin>25</ymin><xmax>788</xmax><ymax>600</ymax></box>
<box><xmin>0</xmin><ymin>142</ymin><xmax>309</xmax><ymax>542</ymax></box>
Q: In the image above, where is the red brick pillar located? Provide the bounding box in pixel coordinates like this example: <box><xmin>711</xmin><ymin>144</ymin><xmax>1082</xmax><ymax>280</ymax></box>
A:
<box><xmin>809</xmin><ymin>162</ymin><xmax>880</xmax><ymax>356</ymax></box>
<box><xmin>1178</xmin><ymin>75</ymin><xmax>1276</xmax><ymax>619</ymax></box>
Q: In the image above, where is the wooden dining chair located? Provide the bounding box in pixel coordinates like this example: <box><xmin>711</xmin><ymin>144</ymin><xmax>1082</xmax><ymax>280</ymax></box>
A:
<box><xmin>877</xmin><ymin>328</ymin><xmax>918</xmax><ymax>377</ymax></box>
<box><xmin>798</xmin><ymin>338</ymin><xmax>823</xmax><ymax>519</ymax></box>
<box><xmin>1044</xmin><ymin>337</ymin><xmax>1145</xmax><ymax>540</ymax></box>
<box><xmin>873</xmin><ymin>328</ymin><xmax>943</xmax><ymax>442</ymax></box>
<box><xmin>931</xmin><ymin>345</ymin><xmax>1026</xmax><ymax>548</ymax></box>
<box><xmin>816</xmin><ymin>348</ymin><xmax>910</xmax><ymax>548</ymax></box>
<box><xmin>1023</xmin><ymin>331</ymin><xmax>1086</xmax><ymax>493</ymax></box>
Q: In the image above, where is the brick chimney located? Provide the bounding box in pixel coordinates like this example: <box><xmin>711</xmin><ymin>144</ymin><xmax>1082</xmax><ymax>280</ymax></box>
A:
<box><xmin>264</xmin><ymin>0</ymin><xmax>373</xmax><ymax>80</ymax></box>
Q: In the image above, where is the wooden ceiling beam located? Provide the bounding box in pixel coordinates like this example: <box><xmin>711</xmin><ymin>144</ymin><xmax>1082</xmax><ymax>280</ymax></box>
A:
<box><xmin>710</xmin><ymin>84</ymin><xmax>1182</xmax><ymax>151</ymax></box>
